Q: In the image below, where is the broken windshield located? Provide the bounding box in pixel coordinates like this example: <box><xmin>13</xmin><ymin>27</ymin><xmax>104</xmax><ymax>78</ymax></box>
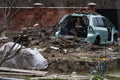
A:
<box><xmin>58</xmin><ymin>15</ymin><xmax>88</xmax><ymax>37</ymax></box>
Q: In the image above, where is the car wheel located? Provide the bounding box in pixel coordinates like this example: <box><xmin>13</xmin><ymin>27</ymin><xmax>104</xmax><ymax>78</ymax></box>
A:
<box><xmin>94</xmin><ymin>36</ymin><xmax>100</xmax><ymax>45</ymax></box>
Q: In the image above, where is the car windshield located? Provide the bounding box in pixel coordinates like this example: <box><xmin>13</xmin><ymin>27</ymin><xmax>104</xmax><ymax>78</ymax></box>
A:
<box><xmin>60</xmin><ymin>15</ymin><xmax>89</xmax><ymax>29</ymax></box>
<box><xmin>58</xmin><ymin>15</ymin><xmax>88</xmax><ymax>37</ymax></box>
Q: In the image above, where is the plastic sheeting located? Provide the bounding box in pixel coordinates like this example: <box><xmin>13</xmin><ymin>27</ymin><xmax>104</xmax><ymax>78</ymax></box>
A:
<box><xmin>0</xmin><ymin>42</ymin><xmax>48</xmax><ymax>70</ymax></box>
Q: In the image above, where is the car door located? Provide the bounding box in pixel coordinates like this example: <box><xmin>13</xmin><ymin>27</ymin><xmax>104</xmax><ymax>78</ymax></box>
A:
<box><xmin>102</xmin><ymin>17</ymin><xmax>113</xmax><ymax>41</ymax></box>
<box><xmin>92</xmin><ymin>17</ymin><xmax>108</xmax><ymax>42</ymax></box>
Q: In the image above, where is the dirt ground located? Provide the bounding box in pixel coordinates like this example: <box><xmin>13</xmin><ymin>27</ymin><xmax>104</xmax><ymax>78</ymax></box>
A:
<box><xmin>0</xmin><ymin>28</ymin><xmax>120</xmax><ymax>79</ymax></box>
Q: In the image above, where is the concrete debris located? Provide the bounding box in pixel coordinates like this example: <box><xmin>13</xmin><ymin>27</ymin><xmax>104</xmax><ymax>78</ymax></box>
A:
<box><xmin>0</xmin><ymin>37</ymin><xmax>10</xmax><ymax>45</ymax></box>
<box><xmin>39</xmin><ymin>47</ymin><xmax>47</xmax><ymax>52</ymax></box>
<box><xmin>0</xmin><ymin>36</ymin><xmax>9</xmax><ymax>40</ymax></box>
<box><xmin>16</xmin><ymin>26</ymin><xmax>98</xmax><ymax>53</ymax></box>
<box><xmin>0</xmin><ymin>27</ymin><xmax>120</xmax><ymax>74</ymax></box>
<box><xmin>30</xmin><ymin>40</ymin><xmax>39</xmax><ymax>46</ymax></box>
<box><xmin>50</xmin><ymin>46</ymin><xmax>59</xmax><ymax>50</ymax></box>
<box><xmin>63</xmin><ymin>49</ymin><xmax>67</xmax><ymax>54</ymax></box>
<box><xmin>108</xmin><ymin>48</ymin><xmax>113</xmax><ymax>51</ymax></box>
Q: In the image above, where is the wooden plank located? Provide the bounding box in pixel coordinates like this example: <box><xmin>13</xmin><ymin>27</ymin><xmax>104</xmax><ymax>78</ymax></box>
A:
<box><xmin>0</xmin><ymin>67</ymin><xmax>48</xmax><ymax>76</ymax></box>
<box><xmin>0</xmin><ymin>72</ymin><xmax>34</xmax><ymax>76</ymax></box>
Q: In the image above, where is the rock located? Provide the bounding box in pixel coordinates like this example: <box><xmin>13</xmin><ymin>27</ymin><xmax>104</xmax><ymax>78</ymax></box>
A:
<box><xmin>0</xmin><ymin>37</ymin><xmax>10</xmax><ymax>44</ymax></box>
<box><xmin>30</xmin><ymin>40</ymin><xmax>39</xmax><ymax>45</ymax></box>
<box><xmin>58</xmin><ymin>62</ymin><xmax>69</xmax><ymax>72</ymax></box>
<box><xmin>75</xmin><ymin>47</ymin><xmax>81</xmax><ymax>52</ymax></box>
<box><xmin>50</xmin><ymin>46</ymin><xmax>59</xmax><ymax>50</ymax></box>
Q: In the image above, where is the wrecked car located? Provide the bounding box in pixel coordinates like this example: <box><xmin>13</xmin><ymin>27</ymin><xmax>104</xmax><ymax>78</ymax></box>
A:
<box><xmin>55</xmin><ymin>12</ymin><xmax>119</xmax><ymax>45</ymax></box>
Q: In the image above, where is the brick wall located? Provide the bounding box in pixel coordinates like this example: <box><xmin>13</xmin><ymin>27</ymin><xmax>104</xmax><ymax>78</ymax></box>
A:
<box><xmin>0</xmin><ymin>7</ymin><xmax>119</xmax><ymax>31</ymax></box>
<box><xmin>0</xmin><ymin>7</ymin><xmax>80</xmax><ymax>31</ymax></box>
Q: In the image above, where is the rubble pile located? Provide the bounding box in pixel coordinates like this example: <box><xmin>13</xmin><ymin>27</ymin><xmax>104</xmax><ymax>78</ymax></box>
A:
<box><xmin>17</xmin><ymin>26</ymin><xmax>120</xmax><ymax>73</ymax></box>
<box><xmin>0</xmin><ymin>26</ymin><xmax>120</xmax><ymax>73</ymax></box>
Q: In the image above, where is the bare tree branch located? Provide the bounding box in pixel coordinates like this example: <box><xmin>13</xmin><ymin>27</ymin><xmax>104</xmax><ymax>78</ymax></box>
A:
<box><xmin>0</xmin><ymin>31</ymin><xmax>25</xmax><ymax>66</ymax></box>
<box><xmin>5</xmin><ymin>45</ymin><xmax>22</xmax><ymax>60</ymax></box>
<box><xmin>7</xmin><ymin>0</ymin><xmax>17</xmax><ymax>17</ymax></box>
<box><xmin>0</xmin><ymin>0</ymin><xmax>21</xmax><ymax>36</ymax></box>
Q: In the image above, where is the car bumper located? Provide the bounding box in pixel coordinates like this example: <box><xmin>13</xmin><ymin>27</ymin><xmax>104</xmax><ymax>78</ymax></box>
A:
<box><xmin>84</xmin><ymin>34</ymin><xmax>96</xmax><ymax>43</ymax></box>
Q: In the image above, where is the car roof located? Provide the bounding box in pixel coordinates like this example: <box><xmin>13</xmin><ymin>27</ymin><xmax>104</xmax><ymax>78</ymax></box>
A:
<box><xmin>71</xmin><ymin>12</ymin><xmax>102</xmax><ymax>17</ymax></box>
<box><xmin>59</xmin><ymin>12</ymin><xmax>103</xmax><ymax>23</ymax></box>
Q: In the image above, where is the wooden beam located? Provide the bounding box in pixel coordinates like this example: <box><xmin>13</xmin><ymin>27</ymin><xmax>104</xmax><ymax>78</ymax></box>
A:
<box><xmin>0</xmin><ymin>72</ymin><xmax>35</xmax><ymax>76</ymax></box>
<box><xmin>0</xmin><ymin>67</ymin><xmax>48</xmax><ymax>77</ymax></box>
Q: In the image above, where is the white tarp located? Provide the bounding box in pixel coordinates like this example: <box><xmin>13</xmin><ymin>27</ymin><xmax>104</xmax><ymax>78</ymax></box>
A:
<box><xmin>0</xmin><ymin>42</ymin><xmax>25</xmax><ymax>51</ymax></box>
<box><xmin>0</xmin><ymin>42</ymin><xmax>48</xmax><ymax>70</ymax></box>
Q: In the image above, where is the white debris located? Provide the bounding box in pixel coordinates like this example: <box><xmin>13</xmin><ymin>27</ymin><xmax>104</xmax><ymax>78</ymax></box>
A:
<box><xmin>0</xmin><ymin>42</ymin><xmax>48</xmax><ymax>70</ymax></box>
<box><xmin>33</xmin><ymin>48</ymin><xmax>40</xmax><ymax>52</ymax></box>
<box><xmin>21</xmin><ymin>48</ymin><xmax>48</xmax><ymax>69</ymax></box>
<box><xmin>50</xmin><ymin>46</ymin><xmax>59</xmax><ymax>50</ymax></box>
<box><xmin>0</xmin><ymin>36</ymin><xmax>9</xmax><ymax>40</ymax></box>
<box><xmin>108</xmin><ymin>48</ymin><xmax>113</xmax><ymax>51</ymax></box>
<box><xmin>63</xmin><ymin>49</ymin><xmax>67</xmax><ymax>53</ymax></box>
<box><xmin>39</xmin><ymin>47</ymin><xmax>47</xmax><ymax>52</ymax></box>
<box><xmin>0</xmin><ymin>42</ymin><xmax>25</xmax><ymax>52</ymax></box>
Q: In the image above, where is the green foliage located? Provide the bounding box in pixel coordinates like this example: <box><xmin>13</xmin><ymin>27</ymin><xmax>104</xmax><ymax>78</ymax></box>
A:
<box><xmin>90</xmin><ymin>70</ymin><xmax>104</xmax><ymax>80</ymax></box>
<box><xmin>92</xmin><ymin>75</ymin><xmax>103</xmax><ymax>80</ymax></box>
<box><xmin>38</xmin><ymin>79</ymin><xmax>65</xmax><ymax>80</ymax></box>
<box><xmin>105</xmin><ymin>75</ymin><xmax>120</xmax><ymax>80</ymax></box>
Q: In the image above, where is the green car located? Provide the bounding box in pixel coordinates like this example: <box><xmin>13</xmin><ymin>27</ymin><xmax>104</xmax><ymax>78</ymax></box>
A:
<box><xmin>55</xmin><ymin>12</ymin><xmax>119</xmax><ymax>45</ymax></box>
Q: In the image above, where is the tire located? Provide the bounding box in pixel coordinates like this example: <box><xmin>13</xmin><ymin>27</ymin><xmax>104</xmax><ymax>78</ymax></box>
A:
<box><xmin>94</xmin><ymin>36</ymin><xmax>100</xmax><ymax>45</ymax></box>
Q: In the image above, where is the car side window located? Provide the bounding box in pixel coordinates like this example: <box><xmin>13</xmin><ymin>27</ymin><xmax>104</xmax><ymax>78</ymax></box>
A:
<box><xmin>93</xmin><ymin>17</ymin><xmax>104</xmax><ymax>27</ymax></box>
<box><xmin>102</xmin><ymin>17</ymin><xmax>112</xmax><ymax>27</ymax></box>
<box><xmin>93</xmin><ymin>17</ymin><xmax>98</xmax><ymax>26</ymax></box>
